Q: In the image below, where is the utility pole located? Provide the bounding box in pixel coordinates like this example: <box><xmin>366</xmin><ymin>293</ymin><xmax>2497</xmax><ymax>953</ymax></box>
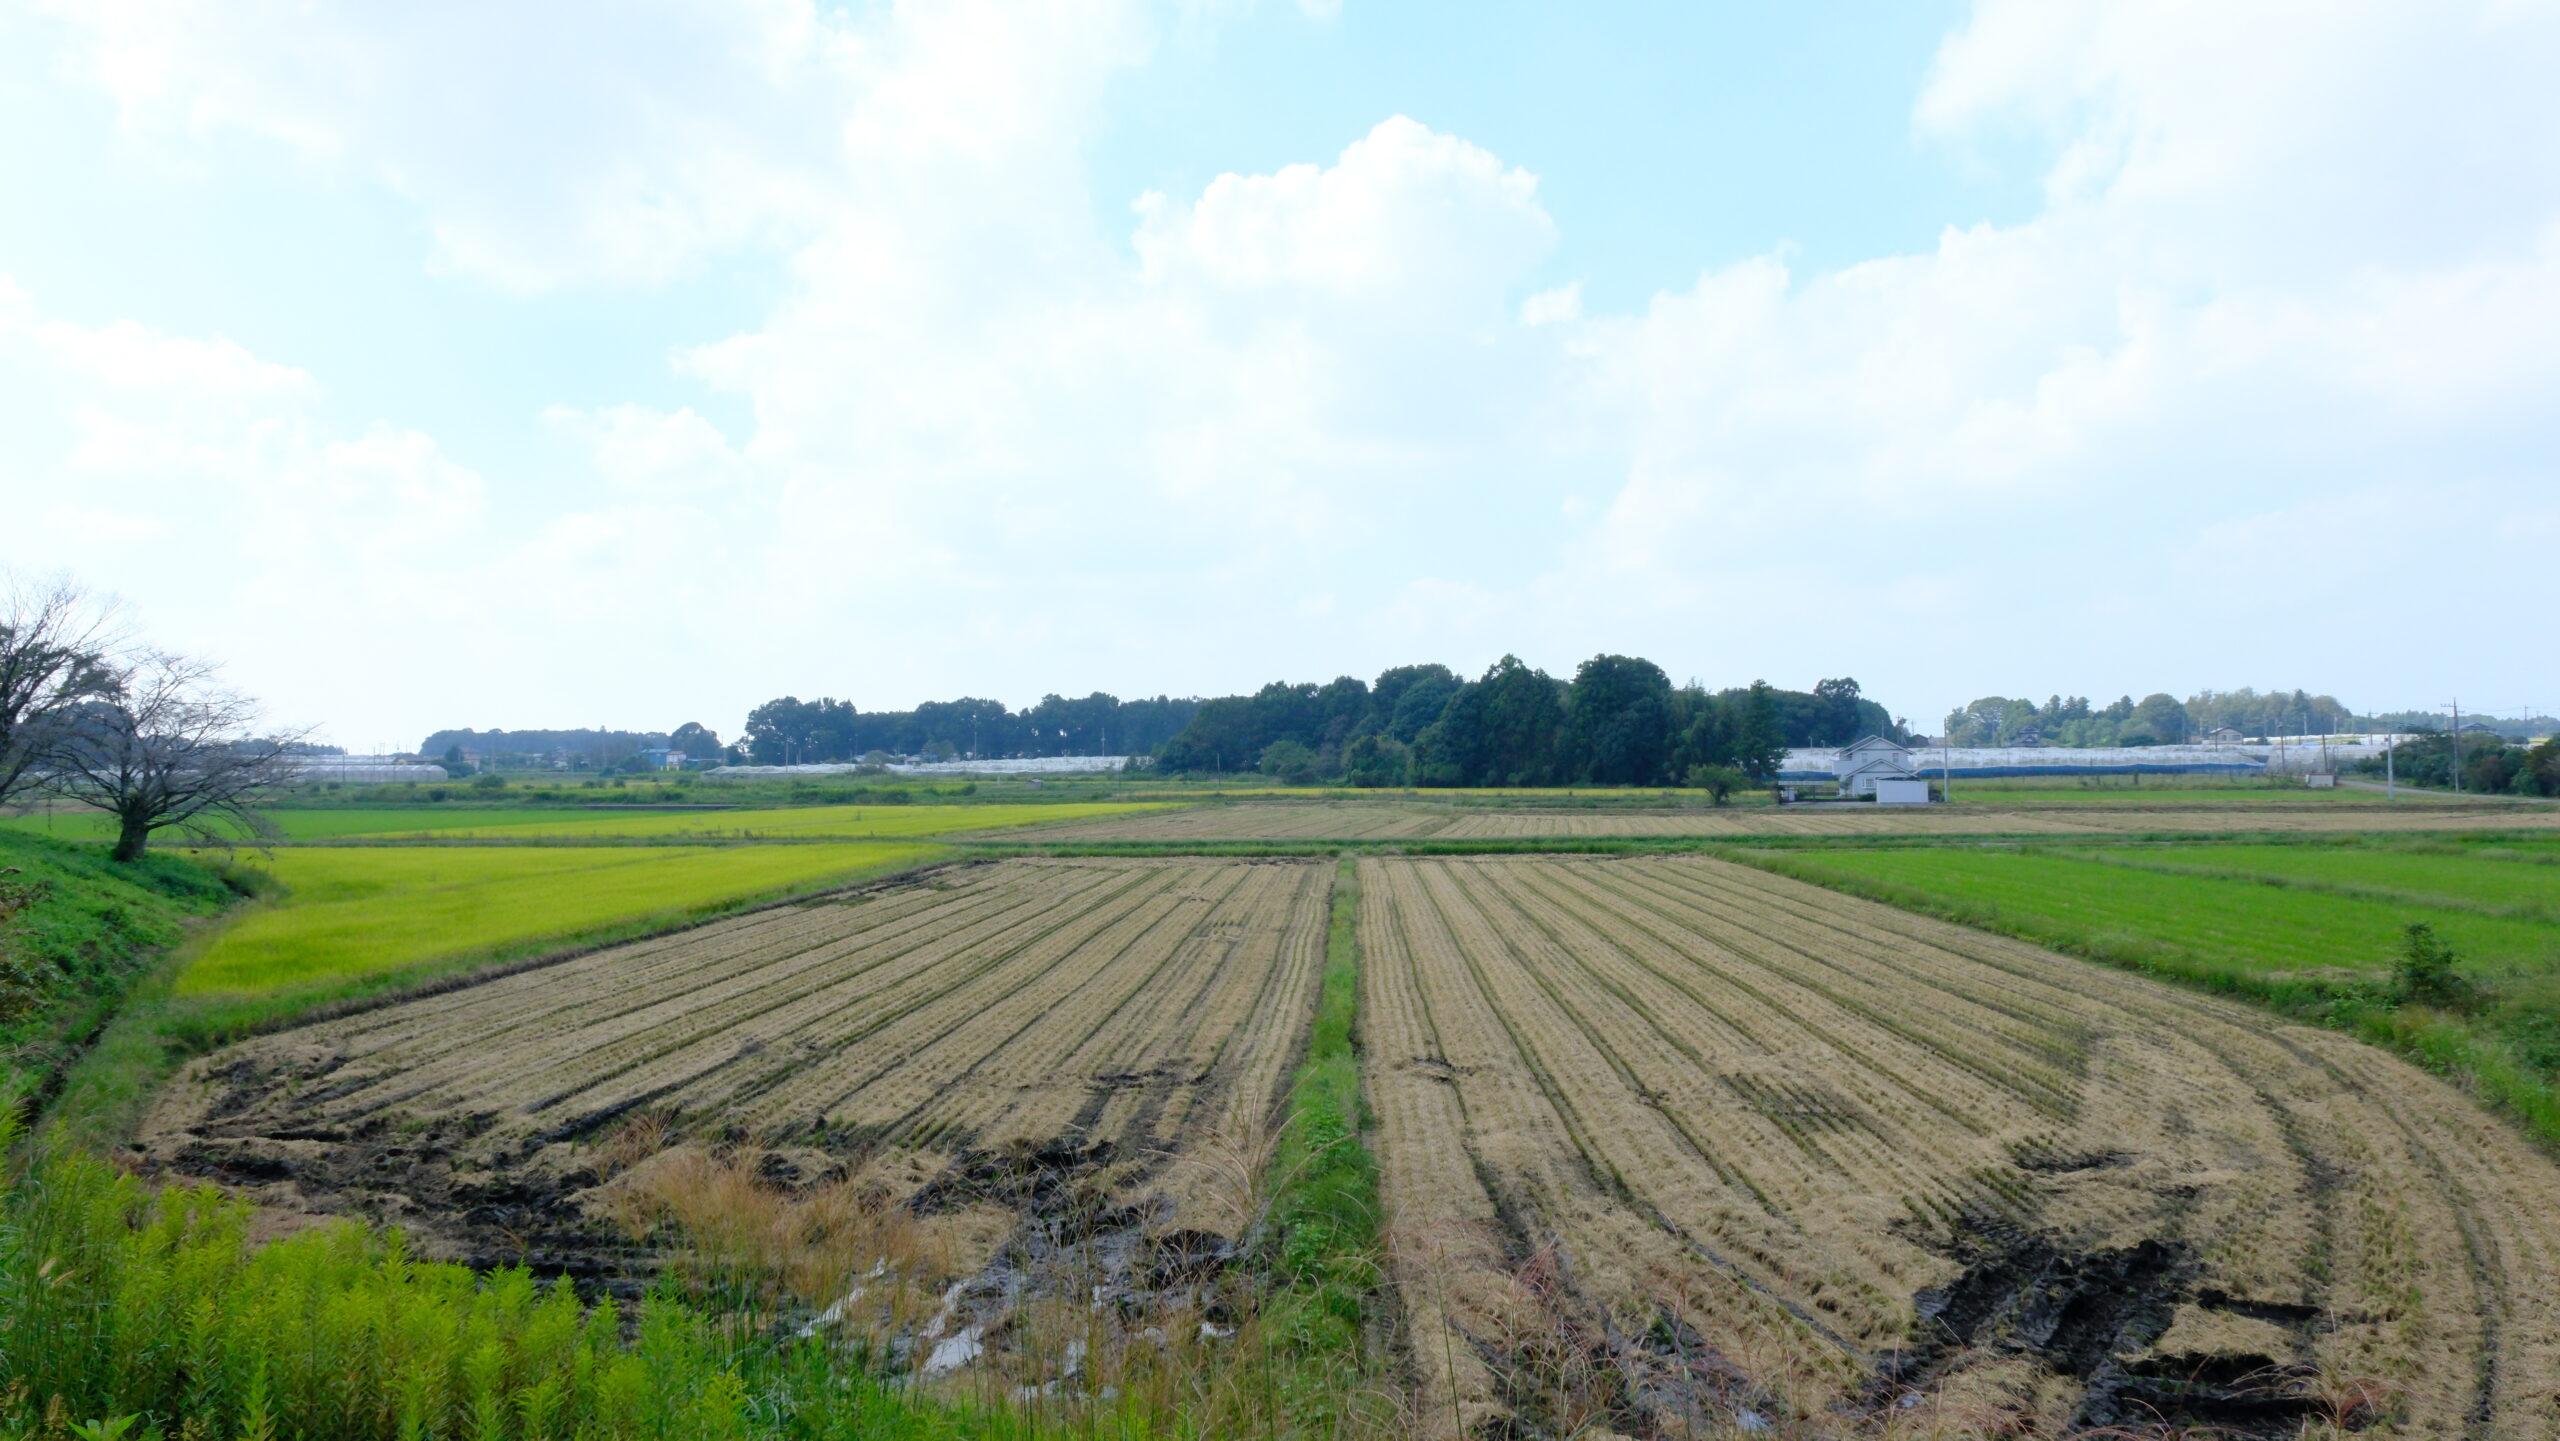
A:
<box><xmin>2451</xmin><ymin>698</ymin><xmax>2461</xmax><ymax>795</ymax></box>
<box><xmin>2386</xmin><ymin>735</ymin><xmax>2395</xmax><ymax>801</ymax></box>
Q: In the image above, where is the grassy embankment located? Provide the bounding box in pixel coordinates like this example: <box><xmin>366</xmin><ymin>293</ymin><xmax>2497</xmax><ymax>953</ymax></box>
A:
<box><xmin>0</xmin><ymin>832</ymin><xmax>237</xmax><ymax>1111</ymax></box>
<box><xmin>1730</xmin><ymin>839</ymin><xmax>2560</xmax><ymax>1144</ymax></box>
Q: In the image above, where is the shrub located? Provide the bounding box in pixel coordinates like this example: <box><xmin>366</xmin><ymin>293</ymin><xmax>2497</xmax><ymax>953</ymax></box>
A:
<box><xmin>1685</xmin><ymin>764</ymin><xmax>1748</xmax><ymax>805</ymax></box>
<box><xmin>2392</xmin><ymin>922</ymin><xmax>2475</xmax><ymax>1010</ymax></box>
<box><xmin>1259</xmin><ymin>739</ymin><xmax>1322</xmax><ymax>785</ymax></box>
<box><xmin>1342</xmin><ymin>735</ymin><xmax>1408</xmax><ymax>788</ymax></box>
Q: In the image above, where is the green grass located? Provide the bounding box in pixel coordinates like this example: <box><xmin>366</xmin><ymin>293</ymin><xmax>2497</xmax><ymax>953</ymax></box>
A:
<box><xmin>180</xmin><ymin>843</ymin><xmax>949</xmax><ymax>995</ymax></box>
<box><xmin>0</xmin><ymin>833</ymin><xmax>236</xmax><ymax>1109</ymax></box>
<box><xmin>1252</xmin><ymin>855</ymin><xmax>1391</xmax><ymax>1435</ymax></box>
<box><xmin>1773</xmin><ymin>847</ymin><xmax>2557</xmax><ymax>982</ymax></box>
<box><xmin>2071</xmin><ymin>841</ymin><xmax>2560</xmax><ymax>919</ymax></box>
<box><xmin>423</xmin><ymin>802</ymin><xmax>1169</xmax><ymax>842</ymax></box>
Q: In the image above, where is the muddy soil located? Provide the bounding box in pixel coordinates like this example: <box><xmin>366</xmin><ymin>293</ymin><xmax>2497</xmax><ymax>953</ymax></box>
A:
<box><xmin>1885</xmin><ymin>1215</ymin><xmax>2326</xmax><ymax>1437</ymax></box>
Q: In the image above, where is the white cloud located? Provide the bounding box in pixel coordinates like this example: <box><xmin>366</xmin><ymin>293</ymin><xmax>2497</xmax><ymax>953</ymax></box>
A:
<box><xmin>1521</xmin><ymin>283</ymin><xmax>1581</xmax><ymax>326</ymax></box>
<box><xmin>1509</xmin><ymin>0</ymin><xmax>2560</xmax><ymax>711</ymax></box>
<box><xmin>35</xmin><ymin>0</ymin><xmax>857</xmax><ymax>289</ymax></box>
<box><xmin>1135</xmin><ymin>116</ymin><xmax>1552</xmax><ymax>308</ymax></box>
<box><xmin>545</xmin><ymin>404</ymin><xmax>752</xmax><ymax>495</ymax></box>
<box><xmin>0</xmin><ymin>279</ymin><xmax>775</xmax><ymax>743</ymax></box>
<box><xmin>681</xmin><ymin>111</ymin><xmax>1570</xmax><ymax>654</ymax></box>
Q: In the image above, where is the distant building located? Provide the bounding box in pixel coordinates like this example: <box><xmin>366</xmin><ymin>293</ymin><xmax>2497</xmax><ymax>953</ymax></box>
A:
<box><xmin>2204</xmin><ymin>726</ymin><xmax>2247</xmax><ymax>747</ymax></box>
<box><xmin>1835</xmin><ymin>735</ymin><xmax>1921</xmax><ymax>798</ymax></box>
<box><xmin>633</xmin><ymin>748</ymin><xmax>684</xmax><ymax>771</ymax></box>
<box><xmin>1874</xmin><ymin>777</ymin><xmax>1932</xmax><ymax>805</ymax></box>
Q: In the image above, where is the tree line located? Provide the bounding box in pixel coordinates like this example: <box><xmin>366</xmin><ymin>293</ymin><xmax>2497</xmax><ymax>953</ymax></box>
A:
<box><xmin>1942</xmin><ymin>687</ymin><xmax>2361</xmax><ymax>747</ymax></box>
<box><xmin>1155</xmin><ymin>659</ymin><xmax>1903</xmax><ymax>788</ymax></box>
<box><xmin>2</xmin><ymin>575</ymin><xmax>300</xmax><ymax>860</ymax></box>
<box><xmin>2357</xmin><ymin>731</ymin><xmax>2560</xmax><ymax>797</ymax></box>
<box><xmin>737</xmin><ymin>692</ymin><xmax>1200</xmax><ymax>766</ymax></box>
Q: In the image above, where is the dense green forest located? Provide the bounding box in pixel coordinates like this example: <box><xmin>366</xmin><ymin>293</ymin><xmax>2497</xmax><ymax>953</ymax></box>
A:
<box><xmin>1942</xmin><ymin>687</ymin><xmax>2364</xmax><ymax>747</ymax></box>
<box><xmin>684</xmin><ymin>664</ymin><xmax>1899</xmax><ymax>785</ymax></box>
<box><xmin>1154</xmin><ymin>659</ymin><xmax>1903</xmax><ymax>786</ymax></box>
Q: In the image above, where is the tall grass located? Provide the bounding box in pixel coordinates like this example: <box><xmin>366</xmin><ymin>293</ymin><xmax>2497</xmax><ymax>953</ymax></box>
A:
<box><xmin>0</xmin><ymin>1122</ymin><xmax>1167</xmax><ymax>1440</ymax></box>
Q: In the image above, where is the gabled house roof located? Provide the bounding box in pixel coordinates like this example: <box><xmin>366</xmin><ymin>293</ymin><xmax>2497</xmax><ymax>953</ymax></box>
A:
<box><xmin>1840</xmin><ymin>734</ymin><xmax>1909</xmax><ymax>755</ymax></box>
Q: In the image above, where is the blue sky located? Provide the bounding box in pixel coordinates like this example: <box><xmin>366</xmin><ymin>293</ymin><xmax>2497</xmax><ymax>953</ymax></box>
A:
<box><xmin>3</xmin><ymin>1</ymin><xmax>2555</xmax><ymax>747</ymax></box>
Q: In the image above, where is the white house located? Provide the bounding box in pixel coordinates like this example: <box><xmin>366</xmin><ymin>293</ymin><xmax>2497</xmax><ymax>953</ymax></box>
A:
<box><xmin>1834</xmin><ymin>735</ymin><xmax>1922</xmax><ymax>798</ymax></box>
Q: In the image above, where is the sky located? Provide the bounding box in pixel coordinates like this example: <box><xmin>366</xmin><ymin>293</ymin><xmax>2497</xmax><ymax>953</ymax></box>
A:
<box><xmin>2</xmin><ymin>0</ymin><xmax>2555</xmax><ymax>750</ymax></box>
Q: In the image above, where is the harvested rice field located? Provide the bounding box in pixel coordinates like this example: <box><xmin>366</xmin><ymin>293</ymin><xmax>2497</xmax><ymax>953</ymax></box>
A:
<box><xmin>1360</xmin><ymin>854</ymin><xmax>2560</xmax><ymax>1438</ymax></box>
<box><xmin>1015</xmin><ymin>798</ymin><xmax>2560</xmax><ymax>842</ymax></box>
<box><xmin>145</xmin><ymin>857</ymin><xmax>1331</xmax><ymax>1374</ymax></box>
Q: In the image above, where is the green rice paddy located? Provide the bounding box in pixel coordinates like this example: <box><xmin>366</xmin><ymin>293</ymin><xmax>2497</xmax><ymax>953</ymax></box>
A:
<box><xmin>178</xmin><ymin>842</ymin><xmax>946</xmax><ymax>995</ymax></box>
<box><xmin>1766</xmin><ymin>845</ymin><xmax>2560</xmax><ymax>981</ymax></box>
<box><xmin>2069</xmin><ymin>841</ymin><xmax>2560</xmax><ymax>917</ymax></box>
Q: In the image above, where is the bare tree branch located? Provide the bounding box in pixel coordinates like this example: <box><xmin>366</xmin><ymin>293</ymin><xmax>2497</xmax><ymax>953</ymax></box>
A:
<box><xmin>47</xmin><ymin>650</ymin><xmax>308</xmax><ymax>861</ymax></box>
<box><xmin>0</xmin><ymin>572</ymin><xmax>124</xmax><ymax>809</ymax></box>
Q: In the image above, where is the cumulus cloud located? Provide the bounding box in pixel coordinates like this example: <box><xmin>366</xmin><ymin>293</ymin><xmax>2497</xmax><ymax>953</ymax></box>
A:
<box><xmin>1513</xmin><ymin>0</ymin><xmax>2560</xmax><ymax>698</ymax></box>
<box><xmin>680</xmin><ymin>111</ymin><xmax>1572</xmax><ymax>664</ymax></box>
<box><xmin>1135</xmin><ymin>116</ymin><xmax>1552</xmax><ymax>307</ymax></box>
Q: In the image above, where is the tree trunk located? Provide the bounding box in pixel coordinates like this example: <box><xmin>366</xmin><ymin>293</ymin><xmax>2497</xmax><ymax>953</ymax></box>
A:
<box><xmin>112</xmin><ymin>812</ymin><xmax>153</xmax><ymax>863</ymax></box>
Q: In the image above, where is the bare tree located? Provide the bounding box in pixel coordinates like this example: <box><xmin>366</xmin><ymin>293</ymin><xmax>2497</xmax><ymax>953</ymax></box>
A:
<box><xmin>48</xmin><ymin>651</ymin><xmax>306</xmax><ymax>861</ymax></box>
<box><xmin>0</xmin><ymin>573</ymin><xmax>123</xmax><ymax>808</ymax></box>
